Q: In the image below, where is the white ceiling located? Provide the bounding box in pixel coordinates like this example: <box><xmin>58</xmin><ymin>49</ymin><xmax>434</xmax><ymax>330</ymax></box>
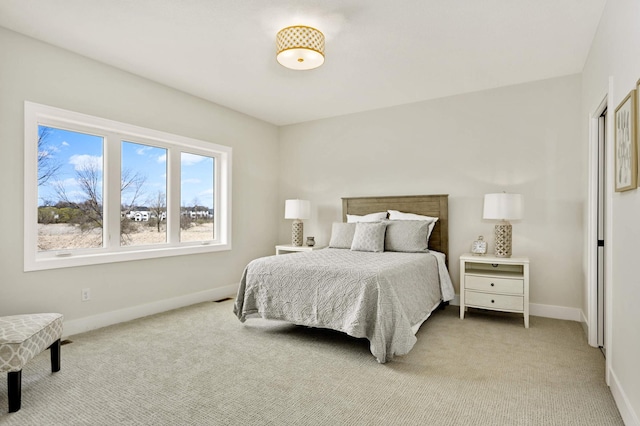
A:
<box><xmin>0</xmin><ymin>0</ymin><xmax>606</xmax><ymax>126</ymax></box>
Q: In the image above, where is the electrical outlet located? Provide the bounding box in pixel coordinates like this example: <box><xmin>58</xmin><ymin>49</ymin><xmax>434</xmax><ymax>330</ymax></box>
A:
<box><xmin>81</xmin><ymin>288</ymin><xmax>91</xmax><ymax>302</ymax></box>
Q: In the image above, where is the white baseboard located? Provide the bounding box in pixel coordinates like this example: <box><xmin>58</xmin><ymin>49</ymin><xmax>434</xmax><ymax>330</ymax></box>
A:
<box><xmin>529</xmin><ymin>302</ymin><xmax>582</xmax><ymax>322</ymax></box>
<box><xmin>610</xmin><ymin>368</ymin><xmax>640</xmax><ymax>426</ymax></box>
<box><xmin>449</xmin><ymin>296</ymin><xmax>582</xmax><ymax>322</ymax></box>
<box><xmin>64</xmin><ymin>290</ymin><xmax>582</xmax><ymax>337</ymax></box>
<box><xmin>580</xmin><ymin>310</ymin><xmax>589</xmax><ymax>333</ymax></box>
<box><xmin>63</xmin><ymin>284</ymin><xmax>239</xmax><ymax>337</ymax></box>
<box><xmin>579</xmin><ymin>310</ymin><xmax>594</xmax><ymax>346</ymax></box>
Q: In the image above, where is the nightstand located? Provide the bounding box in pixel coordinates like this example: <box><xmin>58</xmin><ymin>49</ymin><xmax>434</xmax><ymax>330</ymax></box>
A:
<box><xmin>459</xmin><ymin>253</ymin><xmax>530</xmax><ymax>328</ymax></box>
<box><xmin>275</xmin><ymin>244</ymin><xmax>325</xmax><ymax>255</ymax></box>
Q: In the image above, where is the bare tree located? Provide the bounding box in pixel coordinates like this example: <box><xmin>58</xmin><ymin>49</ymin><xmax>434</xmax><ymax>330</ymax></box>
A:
<box><xmin>76</xmin><ymin>162</ymin><xmax>103</xmax><ymax>229</ymax></box>
<box><xmin>121</xmin><ymin>168</ymin><xmax>146</xmax><ymax>209</ymax></box>
<box><xmin>147</xmin><ymin>191</ymin><xmax>166</xmax><ymax>233</ymax></box>
<box><xmin>190</xmin><ymin>197</ymin><xmax>201</xmax><ymax>209</ymax></box>
<box><xmin>38</xmin><ymin>127</ymin><xmax>63</xmax><ymax>186</ymax></box>
<box><xmin>56</xmin><ymin>159</ymin><xmax>146</xmax><ymax>239</ymax></box>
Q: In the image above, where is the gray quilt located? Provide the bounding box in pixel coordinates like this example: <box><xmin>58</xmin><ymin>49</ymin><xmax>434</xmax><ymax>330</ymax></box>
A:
<box><xmin>233</xmin><ymin>248</ymin><xmax>455</xmax><ymax>363</ymax></box>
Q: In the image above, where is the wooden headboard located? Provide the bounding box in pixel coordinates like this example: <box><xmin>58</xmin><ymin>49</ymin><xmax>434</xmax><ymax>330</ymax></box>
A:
<box><xmin>342</xmin><ymin>194</ymin><xmax>449</xmax><ymax>259</ymax></box>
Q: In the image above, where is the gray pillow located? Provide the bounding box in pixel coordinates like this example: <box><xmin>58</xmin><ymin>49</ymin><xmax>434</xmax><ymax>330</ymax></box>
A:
<box><xmin>350</xmin><ymin>222</ymin><xmax>387</xmax><ymax>252</ymax></box>
<box><xmin>384</xmin><ymin>220</ymin><xmax>432</xmax><ymax>253</ymax></box>
<box><xmin>329</xmin><ymin>222</ymin><xmax>357</xmax><ymax>249</ymax></box>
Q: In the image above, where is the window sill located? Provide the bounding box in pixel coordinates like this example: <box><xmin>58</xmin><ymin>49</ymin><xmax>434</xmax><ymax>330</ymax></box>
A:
<box><xmin>24</xmin><ymin>242</ymin><xmax>231</xmax><ymax>272</ymax></box>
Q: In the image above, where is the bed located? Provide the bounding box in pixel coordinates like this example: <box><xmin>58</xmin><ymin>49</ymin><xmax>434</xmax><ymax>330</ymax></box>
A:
<box><xmin>233</xmin><ymin>195</ymin><xmax>454</xmax><ymax>363</ymax></box>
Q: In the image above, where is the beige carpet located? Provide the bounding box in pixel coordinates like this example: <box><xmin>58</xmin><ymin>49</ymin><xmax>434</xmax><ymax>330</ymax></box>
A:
<box><xmin>0</xmin><ymin>300</ymin><xmax>623</xmax><ymax>425</ymax></box>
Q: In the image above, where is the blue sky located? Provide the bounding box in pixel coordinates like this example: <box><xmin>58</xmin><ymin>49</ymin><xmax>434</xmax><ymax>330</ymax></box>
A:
<box><xmin>38</xmin><ymin>126</ymin><xmax>215</xmax><ymax>209</ymax></box>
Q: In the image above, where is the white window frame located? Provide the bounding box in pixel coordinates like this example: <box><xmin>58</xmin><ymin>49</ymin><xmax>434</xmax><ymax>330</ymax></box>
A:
<box><xmin>24</xmin><ymin>101</ymin><xmax>232</xmax><ymax>271</ymax></box>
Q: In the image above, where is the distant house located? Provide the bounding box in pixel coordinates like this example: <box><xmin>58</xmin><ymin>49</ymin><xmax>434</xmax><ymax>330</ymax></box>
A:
<box><xmin>123</xmin><ymin>207</ymin><xmax>153</xmax><ymax>222</ymax></box>
<box><xmin>189</xmin><ymin>210</ymin><xmax>211</xmax><ymax>219</ymax></box>
<box><xmin>180</xmin><ymin>207</ymin><xmax>212</xmax><ymax>220</ymax></box>
<box><xmin>134</xmin><ymin>211</ymin><xmax>150</xmax><ymax>222</ymax></box>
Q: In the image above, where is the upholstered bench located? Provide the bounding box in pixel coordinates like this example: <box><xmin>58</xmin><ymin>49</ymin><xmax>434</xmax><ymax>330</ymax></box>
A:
<box><xmin>0</xmin><ymin>313</ymin><xmax>63</xmax><ymax>413</ymax></box>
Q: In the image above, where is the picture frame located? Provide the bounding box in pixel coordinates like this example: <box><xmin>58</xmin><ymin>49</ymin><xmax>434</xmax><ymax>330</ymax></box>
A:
<box><xmin>637</xmin><ymin>78</ymin><xmax>640</xmax><ymax>187</ymax></box>
<box><xmin>614</xmin><ymin>89</ymin><xmax>637</xmax><ymax>192</ymax></box>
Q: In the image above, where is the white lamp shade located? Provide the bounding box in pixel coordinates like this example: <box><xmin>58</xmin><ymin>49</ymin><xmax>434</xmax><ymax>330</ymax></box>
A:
<box><xmin>277</xmin><ymin>48</ymin><xmax>325</xmax><ymax>70</ymax></box>
<box><xmin>285</xmin><ymin>199</ymin><xmax>311</xmax><ymax>220</ymax></box>
<box><xmin>483</xmin><ymin>193</ymin><xmax>524</xmax><ymax>221</ymax></box>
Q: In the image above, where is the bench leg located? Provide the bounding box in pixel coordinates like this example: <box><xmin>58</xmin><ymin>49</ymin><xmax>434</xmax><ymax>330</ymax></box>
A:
<box><xmin>8</xmin><ymin>371</ymin><xmax>21</xmax><ymax>413</ymax></box>
<box><xmin>49</xmin><ymin>339</ymin><xmax>61</xmax><ymax>372</ymax></box>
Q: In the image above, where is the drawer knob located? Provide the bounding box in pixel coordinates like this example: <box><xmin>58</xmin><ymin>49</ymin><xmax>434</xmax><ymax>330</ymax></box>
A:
<box><xmin>491</xmin><ymin>300</ymin><xmax>495</xmax><ymax>303</ymax></box>
<box><xmin>490</xmin><ymin>283</ymin><xmax>495</xmax><ymax>287</ymax></box>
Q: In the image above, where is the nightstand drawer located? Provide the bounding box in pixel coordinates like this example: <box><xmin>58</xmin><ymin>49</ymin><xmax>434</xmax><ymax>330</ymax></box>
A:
<box><xmin>465</xmin><ymin>275</ymin><xmax>523</xmax><ymax>295</ymax></box>
<box><xmin>465</xmin><ymin>291</ymin><xmax>524</xmax><ymax>311</ymax></box>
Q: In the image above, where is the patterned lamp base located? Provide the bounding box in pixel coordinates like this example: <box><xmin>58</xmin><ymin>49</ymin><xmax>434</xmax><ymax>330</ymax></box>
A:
<box><xmin>494</xmin><ymin>222</ymin><xmax>512</xmax><ymax>258</ymax></box>
<box><xmin>291</xmin><ymin>219</ymin><xmax>304</xmax><ymax>246</ymax></box>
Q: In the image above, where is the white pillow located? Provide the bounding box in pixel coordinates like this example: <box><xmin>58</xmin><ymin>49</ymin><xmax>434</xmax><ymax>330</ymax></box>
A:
<box><xmin>384</xmin><ymin>220</ymin><xmax>432</xmax><ymax>253</ymax></box>
<box><xmin>350</xmin><ymin>222</ymin><xmax>387</xmax><ymax>252</ymax></box>
<box><xmin>387</xmin><ymin>210</ymin><xmax>438</xmax><ymax>239</ymax></box>
<box><xmin>346</xmin><ymin>211</ymin><xmax>388</xmax><ymax>223</ymax></box>
<box><xmin>328</xmin><ymin>222</ymin><xmax>357</xmax><ymax>249</ymax></box>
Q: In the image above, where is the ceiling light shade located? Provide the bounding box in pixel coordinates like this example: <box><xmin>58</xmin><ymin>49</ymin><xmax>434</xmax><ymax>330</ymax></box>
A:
<box><xmin>276</xmin><ymin>26</ymin><xmax>325</xmax><ymax>70</ymax></box>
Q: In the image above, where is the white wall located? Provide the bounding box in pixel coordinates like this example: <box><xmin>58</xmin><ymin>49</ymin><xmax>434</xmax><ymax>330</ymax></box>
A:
<box><xmin>582</xmin><ymin>0</ymin><xmax>640</xmax><ymax>423</ymax></box>
<box><xmin>1</xmin><ymin>9</ymin><xmax>635</xmax><ymax>423</ymax></box>
<box><xmin>278</xmin><ymin>74</ymin><xmax>584</xmax><ymax>314</ymax></box>
<box><xmin>0</xmin><ymin>28</ymin><xmax>280</xmax><ymax>330</ymax></box>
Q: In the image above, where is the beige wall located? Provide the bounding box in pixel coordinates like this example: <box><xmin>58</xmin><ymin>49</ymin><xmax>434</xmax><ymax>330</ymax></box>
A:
<box><xmin>582</xmin><ymin>0</ymin><xmax>640</xmax><ymax>423</ymax></box>
<box><xmin>3</xmin><ymin>12</ymin><xmax>636</xmax><ymax>423</ymax></box>
<box><xmin>278</xmin><ymin>75</ymin><xmax>584</xmax><ymax>312</ymax></box>
<box><xmin>0</xmin><ymin>28</ymin><xmax>280</xmax><ymax>325</ymax></box>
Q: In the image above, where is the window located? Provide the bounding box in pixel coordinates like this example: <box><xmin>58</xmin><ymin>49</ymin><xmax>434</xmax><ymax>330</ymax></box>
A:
<box><xmin>180</xmin><ymin>152</ymin><xmax>215</xmax><ymax>242</ymax></box>
<box><xmin>25</xmin><ymin>102</ymin><xmax>232</xmax><ymax>271</ymax></box>
<box><xmin>37</xmin><ymin>126</ymin><xmax>105</xmax><ymax>251</ymax></box>
<box><xmin>121</xmin><ymin>141</ymin><xmax>167</xmax><ymax>247</ymax></box>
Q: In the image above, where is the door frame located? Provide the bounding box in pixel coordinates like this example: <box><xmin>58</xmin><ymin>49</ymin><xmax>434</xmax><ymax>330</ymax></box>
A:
<box><xmin>587</xmin><ymin>81</ymin><xmax>614</xmax><ymax>385</ymax></box>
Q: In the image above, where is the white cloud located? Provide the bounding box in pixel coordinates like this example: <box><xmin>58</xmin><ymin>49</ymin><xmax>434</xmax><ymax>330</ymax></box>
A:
<box><xmin>69</xmin><ymin>154</ymin><xmax>102</xmax><ymax>172</ymax></box>
<box><xmin>61</xmin><ymin>141</ymin><xmax>70</xmax><ymax>147</ymax></box>
<box><xmin>181</xmin><ymin>153</ymin><xmax>207</xmax><ymax>166</ymax></box>
<box><xmin>157</xmin><ymin>154</ymin><xmax>167</xmax><ymax>163</ymax></box>
<box><xmin>39</xmin><ymin>144</ymin><xmax>61</xmax><ymax>157</ymax></box>
<box><xmin>136</xmin><ymin>146</ymin><xmax>152</xmax><ymax>155</ymax></box>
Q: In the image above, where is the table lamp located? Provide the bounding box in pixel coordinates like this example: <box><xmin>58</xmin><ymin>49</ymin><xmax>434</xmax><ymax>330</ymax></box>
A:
<box><xmin>483</xmin><ymin>193</ymin><xmax>523</xmax><ymax>258</ymax></box>
<box><xmin>285</xmin><ymin>199</ymin><xmax>310</xmax><ymax>246</ymax></box>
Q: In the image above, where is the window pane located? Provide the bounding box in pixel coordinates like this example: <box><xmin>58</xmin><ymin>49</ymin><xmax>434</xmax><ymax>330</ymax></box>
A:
<box><xmin>37</xmin><ymin>126</ymin><xmax>104</xmax><ymax>251</ymax></box>
<box><xmin>180</xmin><ymin>152</ymin><xmax>215</xmax><ymax>242</ymax></box>
<box><xmin>121</xmin><ymin>141</ymin><xmax>167</xmax><ymax>246</ymax></box>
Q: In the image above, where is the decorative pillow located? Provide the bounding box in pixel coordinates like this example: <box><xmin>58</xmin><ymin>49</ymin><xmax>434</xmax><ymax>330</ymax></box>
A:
<box><xmin>388</xmin><ymin>210</ymin><xmax>438</xmax><ymax>238</ymax></box>
<box><xmin>384</xmin><ymin>220</ymin><xmax>432</xmax><ymax>253</ymax></box>
<box><xmin>328</xmin><ymin>222</ymin><xmax>357</xmax><ymax>249</ymax></box>
<box><xmin>346</xmin><ymin>211</ymin><xmax>388</xmax><ymax>223</ymax></box>
<box><xmin>350</xmin><ymin>222</ymin><xmax>387</xmax><ymax>252</ymax></box>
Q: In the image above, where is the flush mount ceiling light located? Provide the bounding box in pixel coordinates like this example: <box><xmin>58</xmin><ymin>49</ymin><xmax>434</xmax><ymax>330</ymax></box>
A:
<box><xmin>276</xmin><ymin>25</ymin><xmax>325</xmax><ymax>70</ymax></box>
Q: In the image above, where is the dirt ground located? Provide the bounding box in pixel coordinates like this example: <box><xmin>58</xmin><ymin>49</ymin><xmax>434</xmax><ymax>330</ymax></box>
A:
<box><xmin>37</xmin><ymin>222</ymin><xmax>214</xmax><ymax>251</ymax></box>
